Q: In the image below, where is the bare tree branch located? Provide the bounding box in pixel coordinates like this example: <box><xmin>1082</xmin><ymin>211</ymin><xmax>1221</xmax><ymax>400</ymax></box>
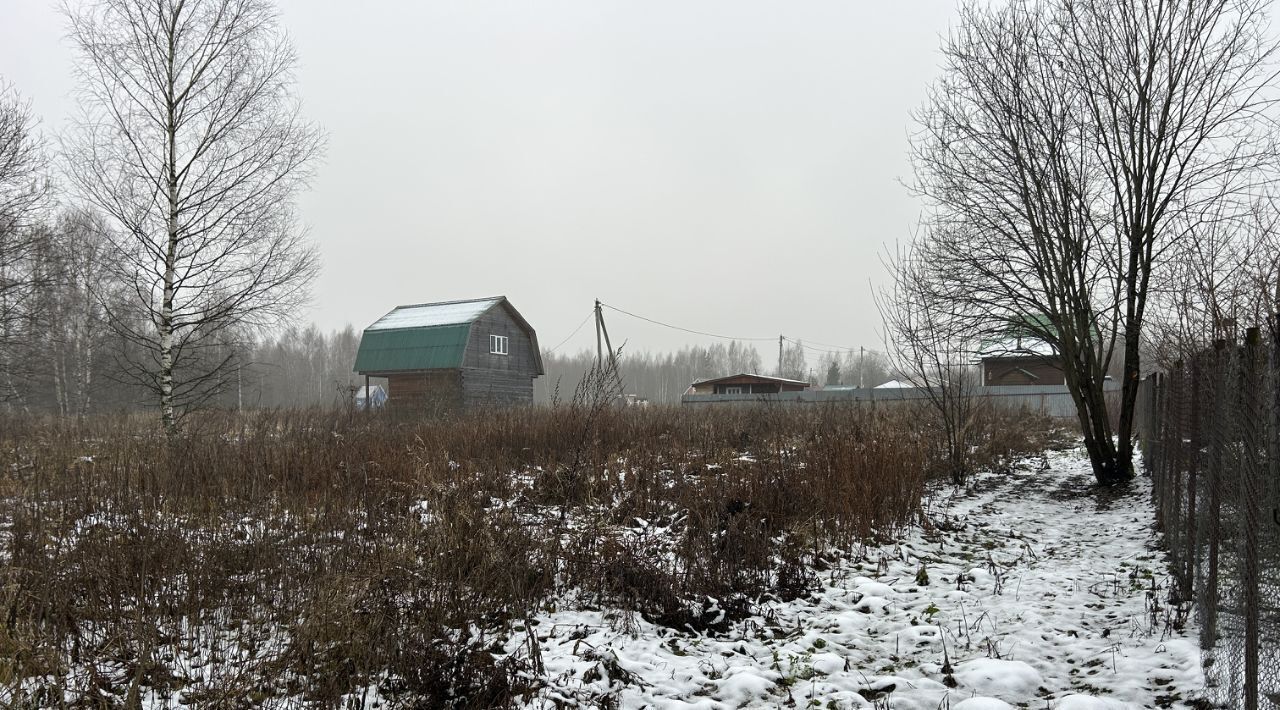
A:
<box><xmin>0</xmin><ymin>79</ymin><xmax>51</xmax><ymax>405</ymax></box>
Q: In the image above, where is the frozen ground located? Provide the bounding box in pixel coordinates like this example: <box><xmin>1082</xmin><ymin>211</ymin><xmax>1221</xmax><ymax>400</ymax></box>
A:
<box><xmin>509</xmin><ymin>446</ymin><xmax>1205</xmax><ymax>709</ymax></box>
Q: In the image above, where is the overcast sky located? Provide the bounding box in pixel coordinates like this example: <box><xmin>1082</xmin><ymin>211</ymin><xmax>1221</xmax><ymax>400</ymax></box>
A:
<box><xmin>1</xmin><ymin>1</ymin><xmax>957</xmax><ymax>358</ymax></box>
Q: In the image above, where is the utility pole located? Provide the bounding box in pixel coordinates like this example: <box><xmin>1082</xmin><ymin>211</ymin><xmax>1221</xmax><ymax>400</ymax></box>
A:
<box><xmin>593</xmin><ymin>299</ymin><xmax>625</xmax><ymax>398</ymax></box>
<box><xmin>778</xmin><ymin>335</ymin><xmax>784</xmax><ymax>378</ymax></box>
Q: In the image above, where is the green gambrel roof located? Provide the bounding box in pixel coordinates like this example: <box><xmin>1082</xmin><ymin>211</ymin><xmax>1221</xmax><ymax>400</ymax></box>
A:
<box><xmin>353</xmin><ymin>324</ymin><xmax>471</xmax><ymax>373</ymax></box>
<box><xmin>354</xmin><ymin>296</ymin><xmax>545</xmax><ymax>375</ymax></box>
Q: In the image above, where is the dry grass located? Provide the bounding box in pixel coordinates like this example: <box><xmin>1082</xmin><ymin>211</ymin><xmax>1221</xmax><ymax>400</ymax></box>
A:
<box><xmin>0</xmin><ymin>392</ymin><xmax>1053</xmax><ymax>708</ymax></box>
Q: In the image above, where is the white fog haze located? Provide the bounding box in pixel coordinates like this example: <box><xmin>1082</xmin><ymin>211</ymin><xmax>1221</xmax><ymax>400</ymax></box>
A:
<box><xmin>0</xmin><ymin>0</ymin><xmax>956</xmax><ymax>354</ymax></box>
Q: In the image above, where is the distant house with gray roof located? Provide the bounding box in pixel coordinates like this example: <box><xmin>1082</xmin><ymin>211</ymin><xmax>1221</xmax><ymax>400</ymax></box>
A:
<box><xmin>687</xmin><ymin>373</ymin><xmax>811</xmax><ymax>395</ymax></box>
<box><xmin>354</xmin><ymin>296</ymin><xmax>544</xmax><ymax>410</ymax></box>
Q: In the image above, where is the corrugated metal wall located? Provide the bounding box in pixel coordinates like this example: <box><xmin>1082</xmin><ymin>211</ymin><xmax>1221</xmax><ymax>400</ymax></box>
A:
<box><xmin>681</xmin><ymin>382</ymin><xmax>1121</xmax><ymax>418</ymax></box>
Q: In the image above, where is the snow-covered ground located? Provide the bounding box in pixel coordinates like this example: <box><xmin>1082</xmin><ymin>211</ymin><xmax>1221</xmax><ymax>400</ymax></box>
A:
<box><xmin>509</xmin><ymin>446</ymin><xmax>1205</xmax><ymax>709</ymax></box>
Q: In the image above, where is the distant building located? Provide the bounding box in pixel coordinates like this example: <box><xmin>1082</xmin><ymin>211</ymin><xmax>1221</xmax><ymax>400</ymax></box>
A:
<box><xmin>874</xmin><ymin>379</ymin><xmax>915</xmax><ymax>389</ymax></box>
<box><xmin>688</xmin><ymin>373</ymin><xmax>811</xmax><ymax>395</ymax></box>
<box><xmin>977</xmin><ymin>320</ymin><xmax>1065</xmax><ymax>386</ymax></box>
<box><xmin>353</xmin><ymin>383</ymin><xmax>387</xmax><ymax>410</ymax></box>
<box><xmin>353</xmin><ymin>296</ymin><xmax>544</xmax><ymax>410</ymax></box>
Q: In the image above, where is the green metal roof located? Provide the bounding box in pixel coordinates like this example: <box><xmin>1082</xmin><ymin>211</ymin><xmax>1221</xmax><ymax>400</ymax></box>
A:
<box><xmin>975</xmin><ymin>312</ymin><xmax>1105</xmax><ymax>358</ymax></box>
<box><xmin>353</xmin><ymin>324</ymin><xmax>471</xmax><ymax>373</ymax></box>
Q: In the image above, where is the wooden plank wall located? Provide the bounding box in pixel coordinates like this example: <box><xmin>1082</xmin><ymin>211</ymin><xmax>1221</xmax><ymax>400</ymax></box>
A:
<box><xmin>387</xmin><ymin>371</ymin><xmax>464</xmax><ymax>412</ymax></box>
<box><xmin>983</xmin><ymin>359</ymin><xmax>1066</xmax><ymax>386</ymax></box>
<box><xmin>464</xmin><ymin>306</ymin><xmax>540</xmax><ymax>376</ymax></box>
<box><xmin>386</xmin><ymin>369</ymin><xmax>533</xmax><ymax>411</ymax></box>
<box><xmin>462</xmin><ymin>368</ymin><xmax>534</xmax><ymax>407</ymax></box>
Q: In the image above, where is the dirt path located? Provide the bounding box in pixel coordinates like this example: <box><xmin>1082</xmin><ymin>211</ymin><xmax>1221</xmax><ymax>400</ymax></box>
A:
<box><xmin>512</xmin><ymin>446</ymin><xmax>1204</xmax><ymax>709</ymax></box>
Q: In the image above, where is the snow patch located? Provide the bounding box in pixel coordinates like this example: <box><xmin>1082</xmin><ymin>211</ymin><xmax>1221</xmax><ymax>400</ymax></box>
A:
<box><xmin>953</xmin><ymin>698</ymin><xmax>1015</xmax><ymax>710</ymax></box>
<box><xmin>954</xmin><ymin>659</ymin><xmax>1043</xmax><ymax>698</ymax></box>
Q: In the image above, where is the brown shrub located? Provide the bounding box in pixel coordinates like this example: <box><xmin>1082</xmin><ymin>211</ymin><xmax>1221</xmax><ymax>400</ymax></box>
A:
<box><xmin>0</xmin><ymin>397</ymin><xmax>1051</xmax><ymax>706</ymax></box>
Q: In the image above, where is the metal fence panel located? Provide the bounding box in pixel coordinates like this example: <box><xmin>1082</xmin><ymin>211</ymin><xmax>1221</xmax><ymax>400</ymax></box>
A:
<box><xmin>682</xmin><ymin>382</ymin><xmax>1121</xmax><ymax>419</ymax></box>
<box><xmin>1140</xmin><ymin>327</ymin><xmax>1280</xmax><ymax>709</ymax></box>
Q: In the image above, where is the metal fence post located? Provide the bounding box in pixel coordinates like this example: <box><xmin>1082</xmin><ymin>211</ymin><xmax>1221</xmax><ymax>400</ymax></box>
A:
<box><xmin>1171</xmin><ymin>360</ymin><xmax>1187</xmax><ymax>590</ymax></box>
<box><xmin>1268</xmin><ymin>314</ymin><xmax>1280</xmax><ymax>706</ymax></box>
<box><xmin>1203</xmin><ymin>339</ymin><xmax>1227</xmax><ymax>652</ymax></box>
<box><xmin>1241</xmin><ymin>327</ymin><xmax>1262</xmax><ymax>710</ymax></box>
<box><xmin>1184</xmin><ymin>357</ymin><xmax>1200</xmax><ymax>602</ymax></box>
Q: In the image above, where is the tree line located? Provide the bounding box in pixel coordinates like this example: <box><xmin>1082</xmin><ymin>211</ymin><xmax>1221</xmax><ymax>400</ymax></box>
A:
<box><xmin>1</xmin><ymin>235</ymin><xmax>367</xmax><ymax>414</ymax></box>
<box><xmin>1</xmin><ymin>301</ymin><xmax>898</xmax><ymax>412</ymax></box>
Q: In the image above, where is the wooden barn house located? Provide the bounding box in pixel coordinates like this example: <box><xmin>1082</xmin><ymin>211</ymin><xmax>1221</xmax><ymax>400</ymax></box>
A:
<box><xmin>353</xmin><ymin>296</ymin><xmax>544</xmax><ymax>410</ymax></box>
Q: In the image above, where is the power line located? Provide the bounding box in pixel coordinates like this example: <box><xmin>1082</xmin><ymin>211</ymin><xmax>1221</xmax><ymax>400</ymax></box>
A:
<box><xmin>782</xmin><ymin>338</ymin><xmax>847</xmax><ymax>354</ymax></box>
<box><xmin>546</xmin><ymin>309</ymin><xmax>595</xmax><ymax>353</ymax></box>
<box><xmin>783</xmin><ymin>336</ymin><xmax>885</xmax><ymax>357</ymax></box>
<box><xmin>599</xmin><ymin>302</ymin><xmax>776</xmax><ymax>343</ymax></box>
<box><xmin>597</xmin><ymin>300</ymin><xmax>883</xmax><ymax>356</ymax></box>
<box><xmin>784</xmin><ymin>336</ymin><xmax>860</xmax><ymax>352</ymax></box>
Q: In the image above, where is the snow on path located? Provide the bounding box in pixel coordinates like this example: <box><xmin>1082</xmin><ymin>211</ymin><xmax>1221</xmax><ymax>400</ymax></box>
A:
<box><xmin>512</xmin><ymin>446</ymin><xmax>1205</xmax><ymax>709</ymax></box>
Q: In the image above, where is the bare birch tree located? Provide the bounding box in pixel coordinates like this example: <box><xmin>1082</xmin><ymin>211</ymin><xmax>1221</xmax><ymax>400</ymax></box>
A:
<box><xmin>43</xmin><ymin>209</ymin><xmax>126</xmax><ymax>418</ymax></box>
<box><xmin>909</xmin><ymin>0</ymin><xmax>1278</xmax><ymax>484</ymax></box>
<box><xmin>64</xmin><ymin>0</ymin><xmax>323</xmax><ymax>431</ymax></box>
<box><xmin>779</xmin><ymin>340</ymin><xmax>808</xmax><ymax>382</ymax></box>
<box><xmin>0</xmin><ymin>80</ymin><xmax>50</xmax><ymax>405</ymax></box>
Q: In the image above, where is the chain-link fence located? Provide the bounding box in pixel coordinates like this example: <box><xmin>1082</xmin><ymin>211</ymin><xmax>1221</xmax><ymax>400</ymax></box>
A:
<box><xmin>1138</xmin><ymin>325</ymin><xmax>1280</xmax><ymax>709</ymax></box>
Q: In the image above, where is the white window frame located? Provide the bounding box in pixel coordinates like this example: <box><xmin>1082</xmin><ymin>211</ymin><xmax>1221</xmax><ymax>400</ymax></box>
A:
<box><xmin>725</xmin><ymin>386</ymin><xmax>744</xmax><ymax>395</ymax></box>
<box><xmin>490</xmin><ymin>334</ymin><xmax>509</xmax><ymax>355</ymax></box>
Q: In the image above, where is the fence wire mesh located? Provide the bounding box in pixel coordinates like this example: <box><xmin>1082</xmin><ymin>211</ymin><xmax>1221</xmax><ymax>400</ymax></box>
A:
<box><xmin>1139</xmin><ymin>326</ymin><xmax>1280</xmax><ymax>709</ymax></box>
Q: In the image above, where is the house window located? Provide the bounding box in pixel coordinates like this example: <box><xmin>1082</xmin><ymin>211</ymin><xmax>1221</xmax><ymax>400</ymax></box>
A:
<box><xmin>490</xmin><ymin>334</ymin><xmax>509</xmax><ymax>355</ymax></box>
<box><xmin>725</xmin><ymin>386</ymin><xmax>744</xmax><ymax>395</ymax></box>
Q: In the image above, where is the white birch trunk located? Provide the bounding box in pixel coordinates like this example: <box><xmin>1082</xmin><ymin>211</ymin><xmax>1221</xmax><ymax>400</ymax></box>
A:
<box><xmin>160</xmin><ymin>23</ymin><xmax>179</xmax><ymax>434</ymax></box>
